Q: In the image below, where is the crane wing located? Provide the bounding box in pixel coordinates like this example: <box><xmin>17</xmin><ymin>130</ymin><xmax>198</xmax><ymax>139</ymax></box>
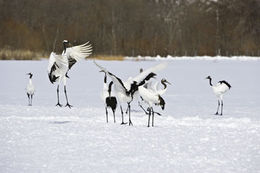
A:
<box><xmin>217</xmin><ymin>81</ymin><xmax>231</xmax><ymax>94</ymax></box>
<box><xmin>219</xmin><ymin>80</ymin><xmax>231</xmax><ymax>89</ymax></box>
<box><xmin>151</xmin><ymin>81</ymin><xmax>159</xmax><ymax>91</ymax></box>
<box><xmin>66</xmin><ymin>42</ymin><xmax>92</xmax><ymax>70</ymax></box>
<box><xmin>48</xmin><ymin>52</ymin><xmax>67</xmax><ymax>71</ymax></box>
<box><xmin>143</xmin><ymin>80</ymin><xmax>153</xmax><ymax>89</ymax></box>
<box><xmin>94</xmin><ymin>61</ymin><xmax>127</xmax><ymax>94</ymax></box>
<box><xmin>48</xmin><ymin>52</ymin><xmax>68</xmax><ymax>83</ymax></box>
<box><xmin>47</xmin><ymin>52</ymin><xmax>57</xmax><ymax>73</ymax></box>
<box><xmin>133</xmin><ymin>62</ymin><xmax>168</xmax><ymax>86</ymax></box>
<box><xmin>138</xmin><ymin>85</ymin><xmax>160</xmax><ymax>104</ymax></box>
<box><xmin>157</xmin><ymin>88</ymin><xmax>167</xmax><ymax>96</ymax></box>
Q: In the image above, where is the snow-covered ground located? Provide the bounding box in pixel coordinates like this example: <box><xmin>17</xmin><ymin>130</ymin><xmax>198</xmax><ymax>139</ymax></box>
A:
<box><xmin>0</xmin><ymin>58</ymin><xmax>260</xmax><ymax>173</ymax></box>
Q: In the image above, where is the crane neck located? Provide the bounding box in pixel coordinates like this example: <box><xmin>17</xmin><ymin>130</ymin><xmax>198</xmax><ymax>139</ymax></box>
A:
<box><xmin>104</xmin><ymin>74</ymin><xmax>107</xmax><ymax>84</ymax></box>
<box><xmin>63</xmin><ymin>42</ymin><xmax>67</xmax><ymax>53</ymax></box>
<box><xmin>161</xmin><ymin>81</ymin><xmax>167</xmax><ymax>89</ymax></box>
<box><xmin>29</xmin><ymin>78</ymin><xmax>33</xmax><ymax>85</ymax></box>
<box><xmin>108</xmin><ymin>81</ymin><xmax>113</xmax><ymax>96</ymax></box>
<box><xmin>208</xmin><ymin>78</ymin><xmax>213</xmax><ymax>86</ymax></box>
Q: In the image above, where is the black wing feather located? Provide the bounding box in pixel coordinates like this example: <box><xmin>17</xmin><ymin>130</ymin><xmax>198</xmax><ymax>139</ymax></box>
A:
<box><xmin>48</xmin><ymin>62</ymin><xmax>59</xmax><ymax>83</ymax></box>
<box><xmin>68</xmin><ymin>57</ymin><xmax>77</xmax><ymax>70</ymax></box>
<box><xmin>138</xmin><ymin>72</ymin><xmax>157</xmax><ymax>86</ymax></box>
<box><xmin>219</xmin><ymin>80</ymin><xmax>231</xmax><ymax>89</ymax></box>
<box><xmin>128</xmin><ymin>72</ymin><xmax>157</xmax><ymax>96</ymax></box>
<box><xmin>108</xmin><ymin>71</ymin><xmax>128</xmax><ymax>92</ymax></box>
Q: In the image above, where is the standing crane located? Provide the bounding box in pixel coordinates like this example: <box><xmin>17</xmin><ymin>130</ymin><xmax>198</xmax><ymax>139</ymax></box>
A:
<box><xmin>206</xmin><ymin>76</ymin><xmax>231</xmax><ymax>115</ymax></box>
<box><xmin>48</xmin><ymin>40</ymin><xmax>92</xmax><ymax>108</ymax></box>
<box><xmin>26</xmin><ymin>73</ymin><xmax>35</xmax><ymax>106</ymax></box>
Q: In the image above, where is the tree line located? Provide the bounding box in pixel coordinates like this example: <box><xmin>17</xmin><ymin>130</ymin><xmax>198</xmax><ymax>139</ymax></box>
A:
<box><xmin>0</xmin><ymin>0</ymin><xmax>259</xmax><ymax>58</ymax></box>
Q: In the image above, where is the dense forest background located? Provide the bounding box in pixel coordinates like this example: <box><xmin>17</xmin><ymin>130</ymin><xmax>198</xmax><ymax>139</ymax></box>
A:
<box><xmin>0</xmin><ymin>0</ymin><xmax>259</xmax><ymax>59</ymax></box>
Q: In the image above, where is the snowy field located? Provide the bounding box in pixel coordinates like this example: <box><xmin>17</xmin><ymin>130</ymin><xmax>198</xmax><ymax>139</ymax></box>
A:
<box><xmin>0</xmin><ymin>58</ymin><xmax>260</xmax><ymax>173</ymax></box>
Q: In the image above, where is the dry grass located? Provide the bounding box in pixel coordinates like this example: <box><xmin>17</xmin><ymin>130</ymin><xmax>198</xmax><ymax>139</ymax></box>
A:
<box><xmin>0</xmin><ymin>48</ymin><xmax>47</xmax><ymax>60</ymax></box>
<box><xmin>90</xmin><ymin>55</ymin><xmax>125</xmax><ymax>61</ymax></box>
<box><xmin>0</xmin><ymin>50</ymin><xmax>127</xmax><ymax>61</ymax></box>
<box><xmin>0</xmin><ymin>49</ymin><xmax>130</xmax><ymax>61</ymax></box>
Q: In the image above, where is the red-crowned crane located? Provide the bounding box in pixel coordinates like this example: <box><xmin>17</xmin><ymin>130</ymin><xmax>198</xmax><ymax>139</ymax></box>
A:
<box><xmin>206</xmin><ymin>76</ymin><xmax>231</xmax><ymax>115</ymax></box>
<box><xmin>100</xmin><ymin>71</ymin><xmax>117</xmax><ymax>123</ymax></box>
<box><xmin>48</xmin><ymin>40</ymin><xmax>92</xmax><ymax>108</ymax></box>
<box><xmin>26</xmin><ymin>73</ymin><xmax>35</xmax><ymax>106</ymax></box>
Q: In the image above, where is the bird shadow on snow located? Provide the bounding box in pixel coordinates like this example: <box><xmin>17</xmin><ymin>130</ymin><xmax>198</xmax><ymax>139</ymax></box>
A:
<box><xmin>49</xmin><ymin>121</ymin><xmax>72</xmax><ymax>124</ymax></box>
<box><xmin>131</xmin><ymin>109</ymin><xmax>144</xmax><ymax>113</ymax></box>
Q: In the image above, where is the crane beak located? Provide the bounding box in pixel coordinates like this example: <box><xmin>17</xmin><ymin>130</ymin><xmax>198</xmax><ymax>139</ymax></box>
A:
<box><xmin>165</xmin><ymin>80</ymin><xmax>171</xmax><ymax>85</ymax></box>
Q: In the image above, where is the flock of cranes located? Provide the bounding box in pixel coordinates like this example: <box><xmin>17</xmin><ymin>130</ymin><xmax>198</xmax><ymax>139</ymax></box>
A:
<box><xmin>94</xmin><ymin>60</ymin><xmax>168</xmax><ymax>126</ymax></box>
<box><xmin>26</xmin><ymin>40</ymin><xmax>232</xmax><ymax>127</ymax></box>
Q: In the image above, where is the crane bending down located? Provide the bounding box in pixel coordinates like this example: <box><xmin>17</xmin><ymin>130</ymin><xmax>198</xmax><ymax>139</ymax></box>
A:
<box><xmin>138</xmin><ymin>78</ymin><xmax>171</xmax><ymax>127</ymax></box>
<box><xmin>101</xmin><ymin>71</ymin><xmax>117</xmax><ymax>123</ymax></box>
<box><xmin>48</xmin><ymin>40</ymin><xmax>92</xmax><ymax>108</ymax></box>
<box><xmin>94</xmin><ymin>61</ymin><xmax>167</xmax><ymax>126</ymax></box>
<box><xmin>206</xmin><ymin>76</ymin><xmax>231</xmax><ymax>115</ymax></box>
<box><xmin>26</xmin><ymin>73</ymin><xmax>35</xmax><ymax>106</ymax></box>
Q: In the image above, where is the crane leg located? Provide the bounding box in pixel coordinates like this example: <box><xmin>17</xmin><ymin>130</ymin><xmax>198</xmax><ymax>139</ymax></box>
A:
<box><xmin>105</xmin><ymin>107</ymin><xmax>108</xmax><ymax>123</ymax></box>
<box><xmin>139</xmin><ymin>103</ymin><xmax>149</xmax><ymax>115</ymax></box>
<box><xmin>215</xmin><ymin>100</ymin><xmax>220</xmax><ymax>115</ymax></box>
<box><xmin>27</xmin><ymin>93</ymin><xmax>30</xmax><ymax>106</ymax></box>
<box><xmin>30</xmin><ymin>95</ymin><xmax>33</xmax><ymax>106</ymax></box>
<box><xmin>64</xmin><ymin>86</ymin><xmax>72</xmax><ymax>108</ymax></box>
<box><xmin>220</xmin><ymin>100</ymin><xmax>223</xmax><ymax>115</ymax></box>
<box><xmin>56</xmin><ymin>85</ymin><xmax>62</xmax><ymax>107</ymax></box>
<box><xmin>120</xmin><ymin>106</ymin><xmax>127</xmax><ymax>125</ymax></box>
<box><xmin>151</xmin><ymin>107</ymin><xmax>155</xmax><ymax>127</ymax></box>
<box><xmin>147</xmin><ymin>107</ymin><xmax>151</xmax><ymax>127</ymax></box>
<box><xmin>113</xmin><ymin>110</ymin><xmax>116</xmax><ymax>123</ymax></box>
<box><xmin>128</xmin><ymin>103</ymin><xmax>133</xmax><ymax>126</ymax></box>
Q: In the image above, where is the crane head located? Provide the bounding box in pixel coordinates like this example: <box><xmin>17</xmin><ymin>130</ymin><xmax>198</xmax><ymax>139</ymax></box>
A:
<box><xmin>161</xmin><ymin>78</ymin><xmax>171</xmax><ymax>85</ymax></box>
<box><xmin>205</xmin><ymin>76</ymin><xmax>211</xmax><ymax>80</ymax></box>
<box><xmin>27</xmin><ymin>73</ymin><xmax>33</xmax><ymax>78</ymax></box>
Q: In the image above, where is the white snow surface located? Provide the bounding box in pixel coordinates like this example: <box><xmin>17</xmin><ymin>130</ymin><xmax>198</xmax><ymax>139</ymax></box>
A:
<box><xmin>126</xmin><ymin>55</ymin><xmax>260</xmax><ymax>61</ymax></box>
<box><xmin>0</xmin><ymin>58</ymin><xmax>260</xmax><ymax>173</ymax></box>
